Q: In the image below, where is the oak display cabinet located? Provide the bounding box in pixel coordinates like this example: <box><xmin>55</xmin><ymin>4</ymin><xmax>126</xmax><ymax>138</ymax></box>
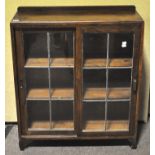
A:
<box><xmin>10</xmin><ymin>6</ymin><xmax>144</xmax><ymax>150</ymax></box>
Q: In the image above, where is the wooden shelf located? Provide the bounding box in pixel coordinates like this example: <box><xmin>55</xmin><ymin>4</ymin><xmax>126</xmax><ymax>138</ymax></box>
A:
<box><xmin>83</xmin><ymin>87</ymin><xmax>130</xmax><ymax>100</ymax></box>
<box><xmin>106</xmin><ymin>120</ymin><xmax>129</xmax><ymax>131</ymax></box>
<box><xmin>82</xmin><ymin>120</ymin><xmax>129</xmax><ymax>131</ymax></box>
<box><xmin>83</xmin><ymin>120</ymin><xmax>105</xmax><ymax>131</ymax></box>
<box><xmin>27</xmin><ymin>88</ymin><xmax>49</xmax><ymax>100</ymax></box>
<box><xmin>108</xmin><ymin>87</ymin><xmax>131</xmax><ymax>100</ymax></box>
<box><xmin>51</xmin><ymin>88</ymin><xmax>74</xmax><ymax>100</ymax></box>
<box><xmin>25</xmin><ymin>58</ymin><xmax>49</xmax><ymax>68</ymax></box>
<box><xmin>27</xmin><ymin>88</ymin><xmax>74</xmax><ymax>100</ymax></box>
<box><xmin>52</xmin><ymin>121</ymin><xmax>74</xmax><ymax>129</ymax></box>
<box><xmin>83</xmin><ymin>58</ymin><xmax>132</xmax><ymax>68</ymax></box>
<box><xmin>28</xmin><ymin>121</ymin><xmax>50</xmax><ymax>129</ymax></box>
<box><xmin>83</xmin><ymin>88</ymin><xmax>106</xmax><ymax>100</ymax></box>
<box><xmin>27</xmin><ymin>87</ymin><xmax>130</xmax><ymax>101</ymax></box>
<box><xmin>25</xmin><ymin>58</ymin><xmax>131</xmax><ymax>68</ymax></box>
<box><xmin>84</xmin><ymin>58</ymin><xmax>106</xmax><ymax>68</ymax></box>
<box><xmin>25</xmin><ymin>58</ymin><xmax>74</xmax><ymax>68</ymax></box>
<box><xmin>51</xmin><ymin>58</ymin><xmax>74</xmax><ymax>68</ymax></box>
<box><xmin>28</xmin><ymin>121</ymin><xmax>74</xmax><ymax>130</ymax></box>
<box><xmin>109</xmin><ymin>58</ymin><xmax>132</xmax><ymax>68</ymax></box>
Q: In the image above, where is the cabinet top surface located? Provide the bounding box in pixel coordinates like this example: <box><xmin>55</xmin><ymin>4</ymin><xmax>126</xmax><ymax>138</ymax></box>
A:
<box><xmin>11</xmin><ymin>6</ymin><xmax>143</xmax><ymax>25</ymax></box>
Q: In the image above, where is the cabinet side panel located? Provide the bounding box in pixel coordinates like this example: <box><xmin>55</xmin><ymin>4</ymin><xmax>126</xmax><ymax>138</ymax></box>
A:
<box><xmin>137</xmin><ymin>23</ymin><xmax>144</xmax><ymax>121</ymax></box>
<box><xmin>13</xmin><ymin>28</ymin><xmax>27</xmax><ymax>135</ymax></box>
<box><xmin>10</xmin><ymin>25</ymin><xmax>22</xmax><ymax>137</ymax></box>
<box><xmin>130</xmin><ymin>23</ymin><xmax>144</xmax><ymax>136</ymax></box>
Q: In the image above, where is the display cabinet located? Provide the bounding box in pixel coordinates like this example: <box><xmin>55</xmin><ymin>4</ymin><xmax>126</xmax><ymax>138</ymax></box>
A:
<box><xmin>10</xmin><ymin>6</ymin><xmax>144</xmax><ymax>150</ymax></box>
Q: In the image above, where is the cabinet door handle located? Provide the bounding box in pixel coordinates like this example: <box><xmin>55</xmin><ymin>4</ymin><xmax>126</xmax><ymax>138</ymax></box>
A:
<box><xmin>133</xmin><ymin>79</ymin><xmax>137</xmax><ymax>92</ymax></box>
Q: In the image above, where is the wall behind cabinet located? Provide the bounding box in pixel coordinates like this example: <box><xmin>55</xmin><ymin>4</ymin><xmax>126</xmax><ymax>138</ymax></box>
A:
<box><xmin>5</xmin><ymin>0</ymin><xmax>150</xmax><ymax>122</ymax></box>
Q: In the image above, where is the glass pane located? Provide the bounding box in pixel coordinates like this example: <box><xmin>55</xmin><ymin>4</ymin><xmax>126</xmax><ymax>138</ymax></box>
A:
<box><xmin>24</xmin><ymin>32</ymin><xmax>48</xmax><ymax>68</ymax></box>
<box><xmin>83</xmin><ymin>69</ymin><xmax>106</xmax><ymax>100</ymax></box>
<box><xmin>50</xmin><ymin>69</ymin><xmax>74</xmax><ymax>100</ymax></box>
<box><xmin>50</xmin><ymin>31</ymin><xmax>74</xmax><ymax>68</ymax></box>
<box><xmin>109</xmin><ymin>33</ymin><xmax>133</xmax><ymax>68</ymax></box>
<box><xmin>27</xmin><ymin>101</ymin><xmax>50</xmax><ymax>130</ymax></box>
<box><xmin>108</xmin><ymin>69</ymin><xmax>131</xmax><ymax>100</ymax></box>
<box><xmin>106</xmin><ymin>101</ymin><xmax>129</xmax><ymax>131</ymax></box>
<box><xmin>109</xmin><ymin>33</ymin><xmax>133</xmax><ymax>58</ymax></box>
<box><xmin>49</xmin><ymin>30</ymin><xmax>74</xmax><ymax>131</ymax></box>
<box><xmin>82</xmin><ymin>102</ymin><xmax>105</xmax><ymax>131</ymax></box>
<box><xmin>51</xmin><ymin>101</ymin><xmax>74</xmax><ymax>130</ymax></box>
<box><xmin>83</xmin><ymin>33</ymin><xmax>107</xmax><ymax>68</ymax></box>
<box><xmin>25</xmin><ymin>69</ymin><xmax>49</xmax><ymax>100</ymax></box>
<box><xmin>24</xmin><ymin>30</ymin><xmax>75</xmax><ymax>132</ymax></box>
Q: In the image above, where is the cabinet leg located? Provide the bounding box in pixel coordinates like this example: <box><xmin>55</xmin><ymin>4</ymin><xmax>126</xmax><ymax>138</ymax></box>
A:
<box><xmin>19</xmin><ymin>139</ymin><xmax>31</xmax><ymax>151</ymax></box>
<box><xmin>128</xmin><ymin>138</ymin><xmax>137</xmax><ymax>149</ymax></box>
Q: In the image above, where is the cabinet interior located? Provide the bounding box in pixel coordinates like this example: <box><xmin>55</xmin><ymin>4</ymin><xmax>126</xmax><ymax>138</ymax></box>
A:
<box><xmin>23</xmin><ymin>30</ymin><xmax>133</xmax><ymax>132</ymax></box>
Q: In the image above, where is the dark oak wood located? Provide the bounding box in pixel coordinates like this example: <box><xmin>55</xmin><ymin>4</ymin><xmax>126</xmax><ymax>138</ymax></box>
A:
<box><xmin>25</xmin><ymin>58</ymin><xmax>74</xmax><ymax>68</ymax></box>
<box><xmin>26</xmin><ymin>88</ymin><xmax>74</xmax><ymax>100</ymax></box>
<box><xmin>17</xmin><ymin>6</ymin><xmax>136</xmax><ymax>14</ymax></box>
<box><xmin>10</xmin><ymin>6</ymin><xmax>144</xmax><ymax>150</ymax></box>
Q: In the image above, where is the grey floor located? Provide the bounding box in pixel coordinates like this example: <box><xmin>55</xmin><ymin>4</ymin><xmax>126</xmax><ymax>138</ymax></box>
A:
<box><xmin>5</xmin><ymin>120</ymin><xmax>150</xmax><ymax>155</ymax></box>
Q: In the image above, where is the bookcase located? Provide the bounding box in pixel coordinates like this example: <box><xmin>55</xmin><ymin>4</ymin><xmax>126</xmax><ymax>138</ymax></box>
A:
<box><xmin>10</xmin><ymin>6</ymin><xmax>144</xmax><ymax>150</ymax></box>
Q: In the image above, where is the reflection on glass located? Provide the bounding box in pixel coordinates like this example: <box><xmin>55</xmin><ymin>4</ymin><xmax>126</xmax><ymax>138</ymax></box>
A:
<box><xmin>109</xmin><ymin>33</ymin><xmax>133</xmax><ymax>58</ymax></box>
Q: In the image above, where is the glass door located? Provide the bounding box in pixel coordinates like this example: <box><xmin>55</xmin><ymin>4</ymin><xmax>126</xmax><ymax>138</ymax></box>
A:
<box><xmin>23</xmin><ymin>30</ymin><xmax>75</xmax><ymax>133</ymax></box>
<box><xmin>81</xmin><ymin>31</ymin><xmax>134</xmax><ymax>133</ymax></box>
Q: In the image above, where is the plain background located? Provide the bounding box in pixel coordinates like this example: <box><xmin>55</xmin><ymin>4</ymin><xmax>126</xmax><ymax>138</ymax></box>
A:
<box><xmin>5</xmin><ymin>0</ymin><xmax>150</xmax><ymax>122</ymax></box>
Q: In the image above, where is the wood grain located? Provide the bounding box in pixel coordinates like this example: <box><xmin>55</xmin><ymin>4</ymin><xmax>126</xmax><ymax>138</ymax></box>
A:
<box><xmin>12</xmin><ymin>6</ymin><xmax>142</xmax><ymax>24</ymax></box>
<box><xmin>84</xmin><ymin>58</ymin><xmax>106</xmax><ymax>68</ymax></box>
<box><xmin>27</xmin><ymin>88</ymin><xmax>49</xmax><ymax>100</ymax></box>
<box><xmin>106</xmin><ymin>120</ymin><xmax>129</xmax><ymax>131</ymax></box>
<box><xmin>51</xmin><ymin>88</ymin><xmax>74</xmax><ymax>100</ymax></box>
<box><xmin>28</xmin><ymin>121</ymin><xmax>74</xmax><ymax>129</ymax></box>
<box><xmin>25</xmin><ymin>58</ymin><xmax>74</xmax><ymax>68</ymax></box>
<box><xmin>82</xmin><ymin>120</ymin><xmax>129</xmax><ymax>131</ymax></box>
<box><xmin>83</xmin><ymin>87</ymin><xmax>131</xmax><ymax>100</ymax></box>
<box><xmin>25</xmin><ymin>58</ymin><xmax>132</xmax><ymax>68</ymax></box>
<box><xmin>109</xmin><ymin>58</ymin><xmax>132</xmax><ymax>68</ymax></box>
<box><xmin>52</xmin><ymin>121</ymin><xmax>74</xmax><ymax>129</ymax></box>
<box><xmin>108</xmin><ymin>87</ymin><xmax>131</xmax><ymax>99</ymax></box>
<box><xmin>83</xmin><ymin>120</ymin><xmax>105</xmax><ymax>131</ymax></box>
<box><xmin>28</xmin><ymin>121</ymin><xmax>50</xmax><ymax>129</ymax></box>
<box><xmin>27</xmin><ymin>88</ymin><xmax>74</xmax><ymax>100</ymax></box>
<box><xmin>84</xmin><ymin>58</ymin><xmax>132</xmax><ymax>68</ymax></box>
<box><xmin>51</xmin><ymin>58</ymin><xmax>74</xmax><ymax>68</ymax></box>
<box><xmin>84</xmin><ymin>88</ymin><xmax>106</xmax><ymax>100</ymax></box>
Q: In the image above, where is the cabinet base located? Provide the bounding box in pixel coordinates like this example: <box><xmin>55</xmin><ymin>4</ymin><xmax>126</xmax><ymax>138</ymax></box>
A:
<box><xmin>128</xmin><ymin>138</ymin><xmax>137</xmax><ymax>149</ymax></box>
<box><xmin>19</xmin><ymin>139</ymin><xmax>32</xmax><ymax>151</ymax></box>
<box><xmin>19</xmin><ymin>138</ymin><xmax>138</xmax><ymax>150</ymax></box>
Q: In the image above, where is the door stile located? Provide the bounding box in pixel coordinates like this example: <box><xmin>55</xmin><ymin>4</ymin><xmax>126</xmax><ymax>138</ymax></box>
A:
<box><xmin>75</xmin><ymin>27</ymin><xmax>83</xmax><ymax>136</ymax></box>
<box><xmin>15</xmin><ymin>30</ymin><xmax>28</xmax><ymax>134</ymax></box>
